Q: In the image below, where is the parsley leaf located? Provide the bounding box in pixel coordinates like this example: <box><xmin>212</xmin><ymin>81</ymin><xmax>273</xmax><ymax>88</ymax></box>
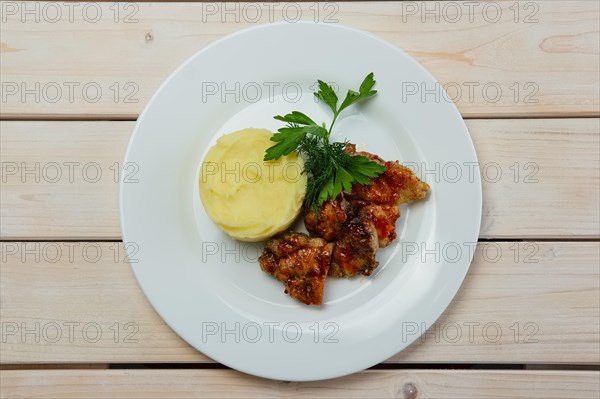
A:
<box><xmin>263</xmin><ymin>126</ymin><xmax>307</xmax><ymax>160</ymax></box>
<box><xmin>314</xmin><ymin>73</ymin><xmax>378</xmax><ymax>138</ymax></box>
<box><xmin>274</xmin><ymin>111</ymin><xmax>316</xmax><ymax>126</ymax></box>
<box><xmin>339</xmin><ymin>73</ymin><xmax>377</xmax><ymax>113</ymax></box>
<box><xmin>314</xmin><ymin>80</ymin><xmax>338</xmax><ymax>114</ymax></box>
<box><xmin>343</xmin><ymin>153</ymin><xmax>386</xmax><ymax>185</ymax></box>
<box><xmin>264</xmin><ymin>124</ymin><xmax>328</xmax><ymax>161</ymax></box>
<box><xmin>315</xmin><ymin>148</ymin><xmax>386</xmax><ymax>207</ymax></box>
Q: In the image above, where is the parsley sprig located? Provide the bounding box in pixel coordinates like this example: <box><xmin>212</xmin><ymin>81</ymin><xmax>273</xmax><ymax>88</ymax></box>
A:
<box><xmin>264</xmin><ymin>73</ymin><xmax>386</xmax><ymax>211</ymax></box>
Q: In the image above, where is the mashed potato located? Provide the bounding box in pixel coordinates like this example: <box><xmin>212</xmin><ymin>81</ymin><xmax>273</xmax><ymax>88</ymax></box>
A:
<box><xmin>199</xmin><ymin>128</ymin><xmax>307</xmax><ymax>242</ymax></box>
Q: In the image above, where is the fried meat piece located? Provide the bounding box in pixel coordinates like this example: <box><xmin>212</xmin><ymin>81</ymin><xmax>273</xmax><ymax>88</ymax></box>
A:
<box><xmin>345</xmin><ymin>144</ymin><xmax>430</xmax><ymax>205</ymax></box>
<box><xmin>329</xmin><ymin>210</ymin><xmax>379</xmax><ymax>277</ymax></box>
<box><xmin>259</xmin><ymin>232</ymin><xmax>334</xmax><ymax>305</ymax></box>
<box><xmin>306</xmin><ymin>195</ymin><xmax>399</xmax><ymax>251</ymax></box>
<box><xmin>304</xmin><ymin>196</ymin><xmax>350</xmax><ymax>241</ymax></box>
<box><xmin>352</xmin><ymin>201</ymin><xmax>400</xmax><ymax>248</ymax></box>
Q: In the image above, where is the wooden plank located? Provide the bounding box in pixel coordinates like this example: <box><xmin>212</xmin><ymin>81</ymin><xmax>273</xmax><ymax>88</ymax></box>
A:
<box><xmin>1</xmin><ymin>369</ymin><xmax>599</xmax><ymax>398</ymax></box>
<box><xmin>0</xmin><ymin>122</ymin><xmax>128</xmax><ymax>239</ymax></box>
<box><xmin>470</xmin><ymin>118</ymin><xmax>600</xmax><ymax>239</ymax></box>
<box><xmin>1</xmin><ymin>241</ymin><xmax>597</xmax><ymax>364</ymax></box>
<box><xmin>1</xmin><ymin>119</ymin><xmax>598</xmax><ymax>240</ymax></box>
<box><xmin>1</xmin><ymin>1</ymin><xmax>597</xmax><ymax>119</ymax></box>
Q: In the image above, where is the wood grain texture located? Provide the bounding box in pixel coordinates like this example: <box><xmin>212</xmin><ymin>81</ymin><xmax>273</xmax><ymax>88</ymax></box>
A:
<box><xmin>0</xmin><ymin>122</ymin><xmax>128</xmax><ymax>239</ymax></box>
<box><xmin>1</xmin><ymin>369</ymin><xmax>599</xmax><ymax>398</ymax></box>
<box><xmin>1</xmin><ymin>1</ymin><xmax>598</xmax><ymax>119</ymax></box>
<box><xmin>1</xmin><ymin>241</ymin><xmax>598</xmax><ymax>364</ymax></box>
<box><xmin>1</xmin><ymin>119</ymin><xmax>598</xmax><ymax>240</ymax></box>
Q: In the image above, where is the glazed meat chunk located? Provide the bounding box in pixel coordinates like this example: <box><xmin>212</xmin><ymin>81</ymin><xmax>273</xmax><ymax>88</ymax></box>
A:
<box><xmin>345</xmin><ymin>144</ymin><xmax>430</xmax><ymax>205</ymax></box>
<box><xmin>304</xmin><ymin>195</ymin><xmax>350</xmax><ymax>241</ymax></box>
<box><xmin>259</xmin><ymin>232</ymin><xmax>334</xmax><ymax>305</ymax></box>
<box><xmin>329</xmin><ymin>211</ymin><xmax>379</xmax><ymax>277</ymax></box>
<box><xmin>352</xmin><ymin>201</ymin><xmax>400</xmax><ymax>248</ymax></box>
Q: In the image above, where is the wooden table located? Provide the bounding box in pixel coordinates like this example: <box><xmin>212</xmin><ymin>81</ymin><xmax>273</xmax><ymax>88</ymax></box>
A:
<box><xmin>1</xmin><ymin>1</ymin><xmax>599</xmax><ymax>397</ymax></box>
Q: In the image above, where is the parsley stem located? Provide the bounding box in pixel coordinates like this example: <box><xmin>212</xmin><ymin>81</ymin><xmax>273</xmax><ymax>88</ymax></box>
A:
<box><xmin>326</xmin><ymin>112</ymin><xmax>340</xmax><ymax>142</ymax></box>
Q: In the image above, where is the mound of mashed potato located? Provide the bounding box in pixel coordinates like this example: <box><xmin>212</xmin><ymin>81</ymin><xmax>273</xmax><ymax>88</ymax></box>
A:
<box><xmin>199</xmin><ymin>128</ymin><xmax>307</xmax><ymax>242</ymax></box>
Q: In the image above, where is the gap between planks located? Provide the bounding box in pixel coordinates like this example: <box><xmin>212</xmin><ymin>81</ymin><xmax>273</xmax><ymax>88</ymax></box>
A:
<box><xmin>3</xmin><ymin>363</ymin><xmax>599</xmax><ymax>371</ymax></box>
<box><xmin>3</xmin><ymin>115</ymin><xmax>600</xmax><ymax>123</ymax></box>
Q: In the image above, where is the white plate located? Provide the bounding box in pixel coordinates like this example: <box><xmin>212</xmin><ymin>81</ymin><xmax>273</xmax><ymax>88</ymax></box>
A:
<box><xmin>121</xmin><ymin>22</ymin><xmax>482</xmax><ymax>381</ymax></box>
